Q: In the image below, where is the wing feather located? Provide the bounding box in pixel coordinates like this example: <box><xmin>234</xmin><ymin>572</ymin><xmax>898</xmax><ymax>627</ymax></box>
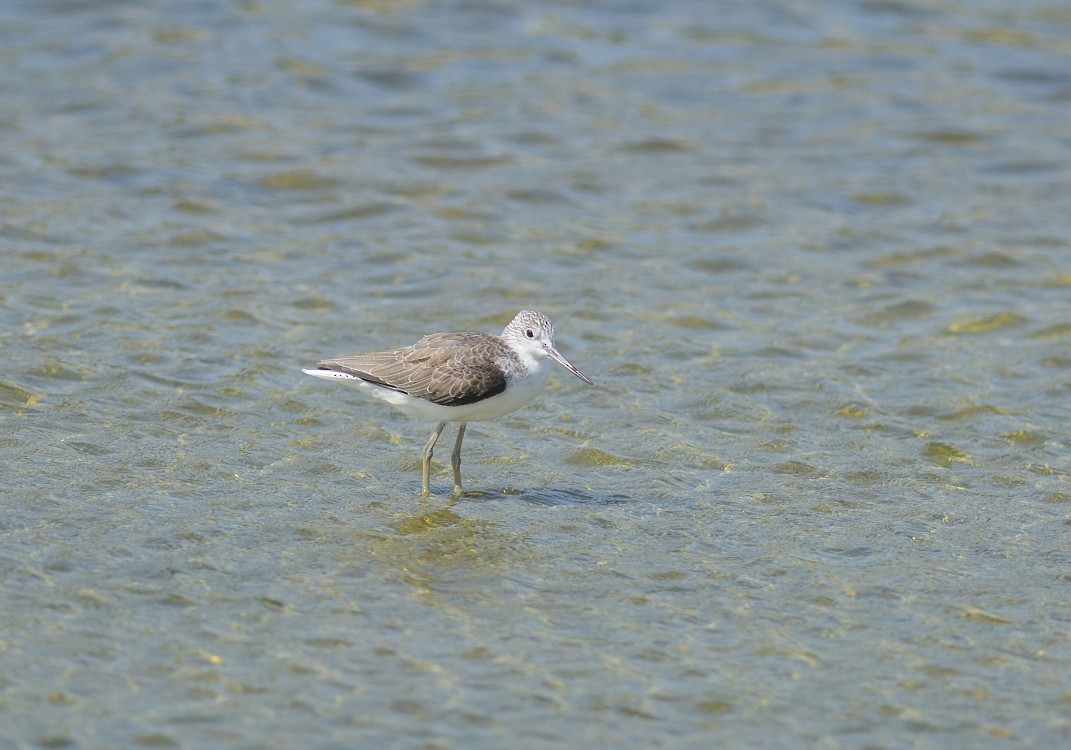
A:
<box><xmin>314</xmin><ymin>332</ymin><xmax>509</xmax><ymax>407</ymax></box>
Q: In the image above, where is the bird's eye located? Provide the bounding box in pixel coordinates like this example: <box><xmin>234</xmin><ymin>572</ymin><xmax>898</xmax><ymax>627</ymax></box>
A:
<box><xmin>525</xmin><ymin>328</ymin><xmax>535</xmax><ymax>338</ymax></box>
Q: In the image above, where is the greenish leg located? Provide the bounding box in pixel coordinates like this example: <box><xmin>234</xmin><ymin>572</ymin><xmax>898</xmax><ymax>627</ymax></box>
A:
<box><xmin>450</xmin><ymin>423</ymin><xmax>467</xmax><ymax>497</ymax></box>
<box><xmin>422</xmin><ymin>422</ymin><xmax>446</xmax><ymax>496</ymax></box>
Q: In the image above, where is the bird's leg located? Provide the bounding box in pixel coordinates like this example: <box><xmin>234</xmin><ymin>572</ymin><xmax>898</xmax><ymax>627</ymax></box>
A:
<box><xmin>450</xmin><ymin>423</ymin><xmax>467</xmax><ymax>497</ymax></box>
<box><xmin>422</xmin><ymin>422</ymin><xmax>446</xmax><ymax>496</ymax></box>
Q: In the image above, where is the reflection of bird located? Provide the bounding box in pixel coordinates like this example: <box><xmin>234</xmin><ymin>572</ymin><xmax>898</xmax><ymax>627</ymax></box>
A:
<box><xmin>303</xmin><ymin>310</ymin><xmax>592</xmax><ymax>496</ymax></box>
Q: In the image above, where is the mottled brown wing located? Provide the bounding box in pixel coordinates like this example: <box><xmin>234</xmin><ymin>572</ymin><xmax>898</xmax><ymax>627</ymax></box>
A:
<box><xmin>315</xmin><ymin>332</ymin><xmax>508</xmax><ymax>407</ymax></box>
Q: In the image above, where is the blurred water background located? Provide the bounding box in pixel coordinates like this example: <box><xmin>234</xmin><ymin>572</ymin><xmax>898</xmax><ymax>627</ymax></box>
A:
<box><xmin>3</xmin><ymin>0</ymin><xmax>1071</xmax><ymax>747</ymax></box>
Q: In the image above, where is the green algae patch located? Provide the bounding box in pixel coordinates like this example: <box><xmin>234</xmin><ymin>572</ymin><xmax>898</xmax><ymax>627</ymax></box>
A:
<box><xmin>566</xmin><ymin>447</ymin><xmax>637</xmax><ymax>468</ymax></box>
<box><xmin>922</xmin><ymin>442</ymin><xmax>973</xmax><ymax>467</ymax></box>
<box><xmin>946</xmin><ymin>312</ymin><xmax>1028</xmax><ymax>335</ymax></box>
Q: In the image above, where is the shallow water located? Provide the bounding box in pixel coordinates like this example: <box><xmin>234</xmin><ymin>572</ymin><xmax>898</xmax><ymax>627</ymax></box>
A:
<box><xmin>3</xmin><ymin>0</ymin><xmax>1071</xmax><ymax>747</ymax></box>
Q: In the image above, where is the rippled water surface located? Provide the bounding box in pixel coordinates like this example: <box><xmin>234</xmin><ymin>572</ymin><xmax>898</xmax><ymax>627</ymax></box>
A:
<box><xmin>3</xmin><ymin>0</ymin><xmax>1071</xmax><ymax>747</ymax></box>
